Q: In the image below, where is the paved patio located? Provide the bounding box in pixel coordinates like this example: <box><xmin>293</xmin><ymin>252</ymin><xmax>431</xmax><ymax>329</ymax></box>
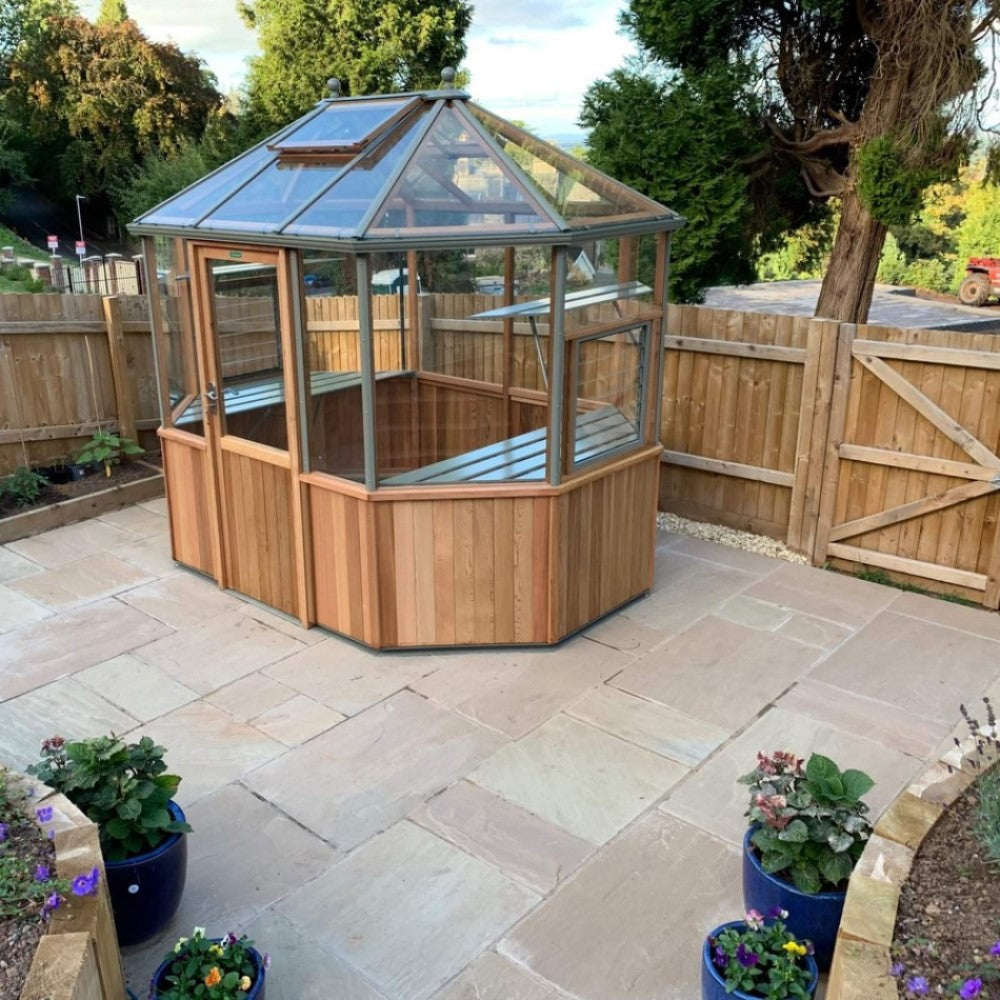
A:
<box><xmin>2</xmin><ymin>500</ymin><xmax>1000</xmax><ymax>999</ymax></box>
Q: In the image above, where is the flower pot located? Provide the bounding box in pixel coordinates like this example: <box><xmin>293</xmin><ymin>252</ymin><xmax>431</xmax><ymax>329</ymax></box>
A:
<box><xmin>702</xmin><ymin>920</ymin><xmax>818</xmax><ymax>1000</ymax></box>
<box><xmin>105</xmin><ymin>800</ymin><xmax>188</xmax><ymax>947</ymax></box>
<box><xmin>37</xmin><ymin>464</ymin><xmax>73</xmax><ymax>485</ymax></box>
<box><xmin>742</xmin><ymin>827</ymin><xmax>846</xmax><ymax>972</ymax></box>
<box><xmin>150</xmin><ymin>941</ymin><xmax>266</xmax><ymax>1000</ymax></box>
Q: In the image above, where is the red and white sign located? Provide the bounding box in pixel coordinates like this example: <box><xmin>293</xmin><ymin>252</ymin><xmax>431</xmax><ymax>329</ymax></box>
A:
<box><xmin>47</xmin><ymin>235</ymin><xmax>58</xmax><ymax>251</ymax></box>
<box><xmin>74</xmin><ymin>240</ymin><xmax>86</xmax><ymax>257</ymax></box>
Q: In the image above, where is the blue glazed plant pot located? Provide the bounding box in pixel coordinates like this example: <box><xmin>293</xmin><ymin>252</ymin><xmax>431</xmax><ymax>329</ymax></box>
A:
<box><xmin>742</xmin><ymin>827</ymin><xmax>846</xmax><ymax>972</ymax></box>
<box><xmin>150</xmin><ymin>942</ymin><xmax>266</xmax><ymax>1000</ymax></box>
<box><xmin>105</xmin><ymin>800</ymin><xmax>188</xmax><ymax>947</ymax></box>
<box><xmin>702</xmin><ymin>920</ymin><xmax>818</xmax><ymax>1000</ymax></box>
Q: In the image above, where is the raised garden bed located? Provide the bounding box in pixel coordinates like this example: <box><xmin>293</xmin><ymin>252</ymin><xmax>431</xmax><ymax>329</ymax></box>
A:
<box><xmin>4</xmin><ymin>776</ymin><xmax>126</xmax><ymax>1000</ymax></box>
<box><xmin>0</xmin><ymin>459</ymin><xmax>163</xmax><ymax>545</ymax></box>
<box><xmin>827</xmin><ymin>709</ymin><xmax>1000</xmax><ymax>1000</ymax></box>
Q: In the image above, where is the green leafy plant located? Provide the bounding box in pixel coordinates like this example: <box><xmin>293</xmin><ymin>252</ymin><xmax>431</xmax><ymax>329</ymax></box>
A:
<box><xmin>708</xmin><ymin>909</ymin><xmax>814</xmax><ymax>999</ymax></box>
<box><xmin>741</xmin><ymin>751</ymin><xmax>874</xmax><ymax>894</ymax></box>
<box><xmin>2</xmin><ymin>466</ymin><xmax>48</xmax><ymax>506</ymax></box>
<box><xmin>959</xmin><ymin>698</ymin><xmax>1000</xmax><ymax>866</ymax></box>
<box><xmin>0</xmin><ymin>766</ymin><xmax>99</xmax><ymax>924</ymax></box>
<box><xmin>154</xmin><ymin>928</ymin><xmax>269</xmax><ymax>1000</ymax></box>
<box><xmin>27</xmin><ymin>735</ymin><xmax>191</xmax><ymax>862</ymax></box>
<box><xmin>75</xmin><ymin>430</ymin><xmax>143</xmax><ymax>477</ymax></box>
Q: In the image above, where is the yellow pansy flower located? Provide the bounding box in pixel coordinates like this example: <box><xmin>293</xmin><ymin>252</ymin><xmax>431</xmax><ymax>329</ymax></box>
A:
<box><xmin>782</xmin><ymin>940</ymin><xmax>807</xmax><ymax>956</ymax></box>
<box><xmin>239</xmin><ymin>975</ymin><xmax>252</xmax><ymax>991</ymax></box>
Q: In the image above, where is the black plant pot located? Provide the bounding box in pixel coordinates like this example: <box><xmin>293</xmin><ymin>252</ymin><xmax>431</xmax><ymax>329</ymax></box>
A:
<box><xmin>37</xmin><ymin>464</ymin><xmax>73</xmax><ymax>485</ymax></box>
<box><xmin>105</xmin><ymin>800</ymin><xmax>188</xmax><ymax>947</ymax></box>
<box><xmin>68</xmin><ymin>463</ymin><xmax>92</xmax><ymax>481</ymax></box>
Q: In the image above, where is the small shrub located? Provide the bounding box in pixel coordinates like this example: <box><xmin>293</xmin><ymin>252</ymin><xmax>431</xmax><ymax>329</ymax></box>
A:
<box><xmin>2</xmin><ymin>466</ymin><xmax>47</xmax><ymax>506</ymax></box>
<box><xmin>959</xmin><ymin>698</ymin><xmax>1000</xmax><ymax>865</ymax></box>
<box><xmin>75</xmin><ymin>429</ymin><xmax>143</xmax><ymax>477</ymax></box>
<box><xmin>900</xmin><ymin>257</ymin><xmax>953</xmax><ymax>294</ymax></box>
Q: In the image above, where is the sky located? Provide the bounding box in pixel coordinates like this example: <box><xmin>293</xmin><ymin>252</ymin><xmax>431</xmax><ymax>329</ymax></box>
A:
<box><xmin>75</xmin><ymin>0</ymin><xmax>637</xmax><ymax>141</ymax></box>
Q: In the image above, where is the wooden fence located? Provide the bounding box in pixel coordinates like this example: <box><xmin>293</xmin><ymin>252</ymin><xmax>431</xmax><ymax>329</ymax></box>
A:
<box><xmin>6</xmin><ymin>290</ymin><xmax>1000</xmax><ymax>606</ymax></box>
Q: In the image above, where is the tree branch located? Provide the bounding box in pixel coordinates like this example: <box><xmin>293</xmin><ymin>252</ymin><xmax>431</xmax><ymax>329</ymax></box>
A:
<box><xmin>767</xmin><ymin>118</ymin><xmax>859</xmax><ymax>155</ymax></box>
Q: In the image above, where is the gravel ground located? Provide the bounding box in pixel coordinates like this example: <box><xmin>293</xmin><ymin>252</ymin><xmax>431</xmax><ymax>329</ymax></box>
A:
<box><xmin>656</xmin><ymin>511</ymin><xmax>809</xmax><ymax>564</ymax></box>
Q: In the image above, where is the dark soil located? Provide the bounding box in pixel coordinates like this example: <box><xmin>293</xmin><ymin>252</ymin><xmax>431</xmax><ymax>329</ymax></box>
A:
<box><xmin>0</xmin><ymin>786</ymin><xmax>58</xmax><ymax>1000</ymax></box>
<box><xmin>892</xmin><ymin>773</ymin><xmax>1000</xmax><ymax>997</ymax></box>
<box><xmin>0</xmin><ymin>454</ymin><xmax>161</xmax><ymax>520</ymax></box>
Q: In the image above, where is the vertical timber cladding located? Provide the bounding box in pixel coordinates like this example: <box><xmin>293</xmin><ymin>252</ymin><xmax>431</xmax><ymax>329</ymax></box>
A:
<box><xmin>160</xmin><ymin>431</ymin><xmax>215</xmax><ymax>576</ymax></box>
<box><xmin>554</xmin><ymin>448</ymin><xmax>661</xmax><ymax>638</ymax></box>
<box><xmin>820</xmin><ymin>325</ymin><xmax>1000</xmax><ymax>605</ymax></box>
<box><xmin>659</xmin><ymin>305</ymin><xmax>810</xmax><ymax>540</ymax></box>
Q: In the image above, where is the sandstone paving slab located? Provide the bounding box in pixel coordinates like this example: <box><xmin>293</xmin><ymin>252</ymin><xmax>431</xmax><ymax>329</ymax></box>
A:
<box><xmin>810</xmin><ymin>610</ymin><xmax>1000</xmax><ymax>723</ymax></box>
<box><xmin>117</xmin><ymin>572</ymin><xmax>245</xmax><ymax>629</ymax></box>
<box><xmin>76</xmin><ymin>654</ymin><xmax>198</xmax><ymax>722</ymax></box>
<box><xmin>582</xmin><ymin>613</ymin><xmax>673</xmax><ymax>655</ymax></box>
<box><xmin>668</xmin><ymin>534</ymin><xmax>785</xmax><ymax>575</ymax></box>
<box><xmin>716</xmin><ymin>594</ymin><xmax>792</xmax><ymax>631</ymax></box>
<box><xmin>611</xmin><ymin>615</ymin><xmax>820</xmax><ymax>729</ymax></box>
<box><xmin>0</xmin><ymin>677</ymin><xmax>138</xmax><ymax>770</ymax></box>
<box><xmin>6</xmin><ymin>518</ymin><xmax>134</xmax><ymax>569</ymax></box>
<box><xmin>252</xmin><ymin>693</ymin><xmax>346</xmax><ymax>746</ymax></box>
<box><xmin>135</xmin><ymin>701</ymin><xmax>285</xmax><ymax>806</ymax></box>
<box><xmin>206</xmin><ymin>672</ymin><xmax>297</xmax><ymax>722</ymax></box>
<box><xmin>743</xmin><ymin>563</ymin><xmax>895</xmax><ymax>628</ymax></box>
<box><xmin>411</xmin><ymin>780</ymin><xmax>595</xmax><ymax>894</ymax></box>
<box><xmin>411</xmin><ymin>640</ymin><xmax>635</xmax><ymax>739</ymax></box>
<box><xmin>468</xmin><ymin>713</ymin><xmax>687</xmax><ymax>844</ymax></box>
<box><xmin>499</xmin><ymin>811</ymin><xmax>742</xmax><ymax>1000</ymax></box>
<box><xmin>134</xmin><ymin>610</ymin><xmax>305</xmax><ymax>693</ymax></box>
<box><xmin>111</xmin><ymin>534</ymin><xmax>179</xmax><ymax>577</ymax></box>
<box><xmin>887</xmin><ymin>590</ymin><xmax>1000</xmax><ymax>642</ymax></box>
<box><xmin>776</xmin><ymin>678</ymin><xmax>950</xmax><ymax>759</ymax></box>
<box><xmin>431</xmin><ymin>952</ymin><xmax>564</xmax><ymax>1000</ymax></box>
<box><xmin>277</xmin><ymin>820</ymin><xmax>538</xmax><ymax>1000</ymax></box>
<box><xmin>776</xmin><ymin>613</ymin><xmax>855</xmax><ymax>651</ymax></box>
<box><xmin>264</xmin><ymin>641</ymin><xmax>440</xmax><ymax>716</ymax></box>
<box><xmin>238</xmin><ymin>603</ymin><xmax>329</xmax><ymax>646</ymax></box>
<box><xmin>0</xmin><ymin>545</ymin><xmax>41</xmax><ymax>583</ymax></box>
<box><xmin>0</xmin><ymin>598</ymin><xmax>172</xmax><ymax>698</ymax></box>
<box><xmin>96</xmin><ymin>504</ymin><xmax>167</xmax><ymax>539</ymax></box>
<box><xmin>618</xmin><ymin>554</ymin><xmax>758</xmax><ymax>634</ymax></box>
<box><xmin>245</xmin><ymin>690</ymin><xmax>507</xmax><ymax>849</ymax></box>
<box><xmin>137</xmin><ymin>497</ymin><xmax>168</xmax><ymax>516</ymax></box>
<box><xmin>9</xmin><ymin>553</ymin><xmax>152</xmax><ymax>610</ymax></box>
<box><xmin>566</xmin><ymin>685</ymin><xmax>728</xmax><ymax>766</ymax></box>
<box><xmin>660</xmin><ymin>707</ymin><xmax>922</xmax><ymax>847</ymax></box>
<box><xmin>0</xmin><ymin>582</ymin><xmax>51</xmax><ymax>634</ymax></box>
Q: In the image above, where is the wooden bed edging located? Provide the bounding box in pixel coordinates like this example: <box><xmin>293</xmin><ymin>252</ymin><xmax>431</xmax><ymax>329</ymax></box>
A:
<box><xmin>20</xmin><ymin>782</ymin><xmax>126</xmax><ymax>1000</ymax></box>
<box><xmin>826</xmin><ymin>727</ymin><xmax>1000</xmax><ymax>999</ymax></box>
<box><xmin>0</xmin><ymin>466</ymin><xmax>164</xmax><ymax>545</ymax></box>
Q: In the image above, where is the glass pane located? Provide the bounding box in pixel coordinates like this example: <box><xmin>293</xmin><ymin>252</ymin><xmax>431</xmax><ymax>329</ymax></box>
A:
<box><xmin>153</xmin><ymin>237</ymin><xmax>202</xmax><ymax>434</ymax></box>
<box><xmin>366</xmin><ymin>106</ymin><xmax>557</xmax><ymax>236</ymax></box>
<box><xmin>203</xmin><ymin>160</ymin><xmax>346</xmax><ymax>230</ymax></box>
<box><xmin>209</xmin><ymin>260</ymin><xmax>287</xmax><ymax>450</ymax></box>
<box><xmin>138</xmin><ymin>145</ymin><xmax>275</xmax><ymax>226</ymax></box>
<box><xmin>276</xmin><ymin>98</ymin><xmax>411</xmax><ymax>149</ymax></box>
<box><xmin>284</xmin><ymin>106</ymin><xmax>430</xmax><ymax>237</ymax></box>
<box><xmin>470</xmin><ymin>105</ymin><xmax>668</xmax><ymax>227</ymax></box>
<box><xmin>571</xmin><ymin>323</ymin><xmax>648</xmax><ymax>467</ymax></box>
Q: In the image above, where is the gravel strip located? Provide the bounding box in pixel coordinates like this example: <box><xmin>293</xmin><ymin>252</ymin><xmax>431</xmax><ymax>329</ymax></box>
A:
<box><xmin>656</xmin><ymin>512</ymin><xmax>808</xmax><ymax>564</ymax></box>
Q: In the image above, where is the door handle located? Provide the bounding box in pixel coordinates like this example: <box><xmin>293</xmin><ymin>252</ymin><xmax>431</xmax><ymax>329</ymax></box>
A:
<box><xmin>205</xmin><ymin>381</ymin><xmax>219</xmax><ymax>415</ymax></box>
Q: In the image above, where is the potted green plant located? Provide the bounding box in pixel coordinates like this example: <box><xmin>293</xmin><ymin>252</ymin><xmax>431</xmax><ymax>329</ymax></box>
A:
<box><xmin>28</xmin><ymin>734</ymin><xmax>192</xmax><ymax>946</ymax></box>
<box><xmin>739</xmin><ymin>750</ymin><xmax>874</xmax><ymax>971</ymax></box>
<box><xmin>150</xmin><ymin>928</ymin><xmax>270</xmax><ymax>1000</ymax></box>
<box><xmin>74</xmin><ymin>429</ymin><xmax>143</xmax><ymax>477</ymax></box>
<box><xmin>702</xmin><ymin>908</ymin><xmax>817</xmax><ymax>999</ymax></box>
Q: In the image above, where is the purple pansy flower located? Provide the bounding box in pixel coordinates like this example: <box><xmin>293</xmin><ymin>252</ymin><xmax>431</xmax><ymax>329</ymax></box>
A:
<box><xmin>905</xmin><ymin>977</ymin><xmax>928</xmax><ymax>996</ymax></box>
<box><xmin>767</xmin><ymin>905</ymin><xmax>786</xmax><ymax>919</ymax></box>
<box><xmin>959</xmin><ymin>980</ymin><xmax>983</xmax><ymax>999</ymax></box>
<box><xmin>712</xmin><ymin>944</ymin><xmax>727</xmax><ymax>968</ymax></box>
<box><xmin>71</xmin><ymin>866</ymin><xmax>100</xmax><ymax>896</ymax></box>
<box><xmin>35</xmin><ymin>806</ymin><xmax>53</xmax><ymax>824</ymax></box>
<box><xmin>261</xmin><ymin>954</ymin><xmax>271</xmax><ymax>972</ymax></box>
<box><xmin>736</xmin><ymin>942</ymin><xmax>759</xmax><ymax>968</ymax></box>
<box><xmin>991</xmin><ymin>940</ymin><xmax>1000</xmax><ymax>956</ymax></box>
<box><xmin>890</xmin><ymin>962</ymin><xmax>905</xmax><ymax>977</ymax></box>
<box><xmin>34</xmin><ymin>864</ymin><xmax>50</xmax><ymax>882</ymax></box>
<box><xmin>0</xmin><ymin>822</ymin><xmax>7</xmax><ymax>842</ymax></box>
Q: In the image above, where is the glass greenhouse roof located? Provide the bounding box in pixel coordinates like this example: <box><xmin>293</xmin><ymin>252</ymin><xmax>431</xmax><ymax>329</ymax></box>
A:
<box><xmin>131</xmin><ymin>90</ymin><xmax>683</xmax><ymax>249</ymax></box>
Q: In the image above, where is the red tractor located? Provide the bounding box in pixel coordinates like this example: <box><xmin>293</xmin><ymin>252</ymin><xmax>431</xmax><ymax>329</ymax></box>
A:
<box><xmin>958</xmin><ymin>257</ymin><xmax>1000</xmax><ymax>306</ymax></box>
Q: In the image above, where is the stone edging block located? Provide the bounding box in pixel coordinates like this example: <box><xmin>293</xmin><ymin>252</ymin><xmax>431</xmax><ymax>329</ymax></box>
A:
<box><xmin>19</xmin><ymin>778</ymin><xmax>126</xmax><ymax>1000</ymax></box>
<box><xmin>826</xmin><ymin>727</ymin><xmax>997</xmax><ymax>1000</ymax></box>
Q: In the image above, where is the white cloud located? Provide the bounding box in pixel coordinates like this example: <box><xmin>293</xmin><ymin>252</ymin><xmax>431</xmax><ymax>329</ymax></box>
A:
<box><xmin>75</xmin><ymin>0</ymin><xmax>636</xmax><ymax>134</ymax></box>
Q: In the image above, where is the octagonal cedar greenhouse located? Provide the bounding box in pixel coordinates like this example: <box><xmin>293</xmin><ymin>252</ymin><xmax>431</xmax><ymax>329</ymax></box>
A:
<box><xmin>130</xmin><ymin>77</ymin><xmax>684</xmax><ymax>649</ymax></box>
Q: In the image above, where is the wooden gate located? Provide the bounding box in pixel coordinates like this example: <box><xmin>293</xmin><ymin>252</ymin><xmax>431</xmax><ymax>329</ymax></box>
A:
<box><xmin>814</xmin><ymin>325</ymin><xmax>1000</xmax><ymax>606</ymax></box>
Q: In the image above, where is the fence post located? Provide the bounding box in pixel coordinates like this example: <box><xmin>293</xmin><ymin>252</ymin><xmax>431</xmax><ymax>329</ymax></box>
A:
<box><xmin>102</xmin><ymin>296</ymin><xmax>137</xmax><ymax>442</ymax></box>
<box><xmin>810</xmin><ymin>322</ymin><xmax>856</xmax><ymax>565</ymax></box>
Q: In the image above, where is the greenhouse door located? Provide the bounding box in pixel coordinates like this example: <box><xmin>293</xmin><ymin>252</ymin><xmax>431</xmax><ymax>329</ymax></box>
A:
<box><xmin>192</xmin><ymin>245</ymin><xmax>309</xmax><ymax>623</ymax></box>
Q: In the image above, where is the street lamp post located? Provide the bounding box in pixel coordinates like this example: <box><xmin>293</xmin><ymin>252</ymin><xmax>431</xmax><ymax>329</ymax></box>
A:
<box><xmin>74</xmin><ymin>194</ymin><xmax>85</xmax><ymax>250</ymax></box>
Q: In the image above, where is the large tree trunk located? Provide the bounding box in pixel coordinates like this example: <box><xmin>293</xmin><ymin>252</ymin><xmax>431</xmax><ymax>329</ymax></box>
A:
<box><xmin>814</xmin><ymin>186</ymin><xmax>887</xmax><ymax>323</ymax></box>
